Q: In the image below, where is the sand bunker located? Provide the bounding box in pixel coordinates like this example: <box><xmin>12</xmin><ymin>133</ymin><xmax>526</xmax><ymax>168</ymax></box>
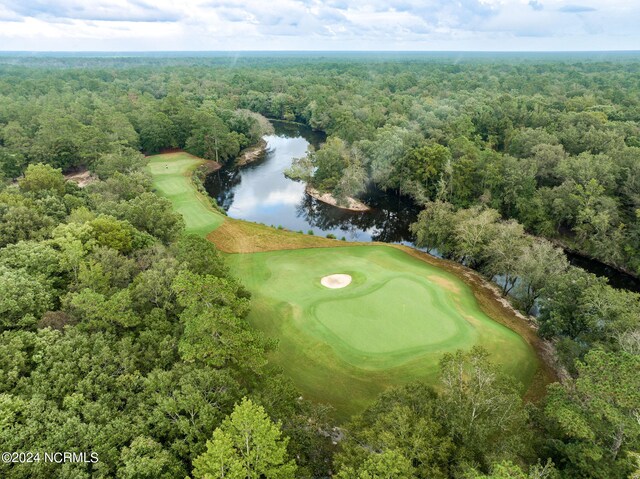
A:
<box><xmin>321</xmin><ymin>274</ymin><xmax>352</xmax><ymax>289</ymax></box>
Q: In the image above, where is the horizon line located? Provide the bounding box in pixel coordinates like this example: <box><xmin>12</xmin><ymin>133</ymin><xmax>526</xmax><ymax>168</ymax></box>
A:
<box><xmin>1</xmin><ymin>49</ymin><xmax>640</xmax><ymax>54</ymax></box>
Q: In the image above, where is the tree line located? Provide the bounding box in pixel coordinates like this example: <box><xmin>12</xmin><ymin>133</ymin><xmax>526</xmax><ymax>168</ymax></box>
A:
<box><xmin>2</xmin><ymin>58</ymin><xmax>639</xmax><ymax>275</ymax></box>
<box><xmin>0</xmin><ymin>55</ymin><xmax>639</xmax><ymax>478</ymax></box>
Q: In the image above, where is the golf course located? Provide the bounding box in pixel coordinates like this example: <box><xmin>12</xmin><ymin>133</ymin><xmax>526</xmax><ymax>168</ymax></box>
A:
<box><xmin>148</xmin><ymin>151</ymin><xmax>546</xmax><ymax>419</ymax></box>
<box><xmin>148</xmin><ymin>151</ymin><xmax>224</xmax><ymax>235</ymax></box>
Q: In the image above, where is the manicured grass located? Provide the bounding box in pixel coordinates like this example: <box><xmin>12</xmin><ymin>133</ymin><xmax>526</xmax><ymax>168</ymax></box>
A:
<box><xmin>147</xmin><ymin>152</ymin><xmax>224</xmax><ymax>236</ymax></box>
<box><xmin>148</xmin><ymin>150</ymin><xmax>545</xmax><ymax>421</ymax></box>
<box><xmin>226</xmin><ymin>245</ymin><xmax>539</xmax><ymax>420</ymax></box>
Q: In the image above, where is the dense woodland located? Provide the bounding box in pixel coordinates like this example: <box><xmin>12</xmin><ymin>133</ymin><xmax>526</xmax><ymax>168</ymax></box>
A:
<box><xmin>0</xmin><ymin>55</ymin><xmax>639</xmax><ymax>478</ymax></box>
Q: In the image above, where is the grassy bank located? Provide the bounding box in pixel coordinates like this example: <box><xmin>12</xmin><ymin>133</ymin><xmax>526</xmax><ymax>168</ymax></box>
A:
<box><xmin>147</xmin><ymin>151</ymin><xmax>224</xmax><ymax>236</ymax></box>
<box><xmin>148</xmin><ymin>151</ymin><xmax>547</xmax><ymax>420</ymax></box>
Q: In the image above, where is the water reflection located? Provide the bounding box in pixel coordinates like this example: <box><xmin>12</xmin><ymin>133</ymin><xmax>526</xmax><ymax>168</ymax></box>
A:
<box><xmin>294</xmin><ymin>189</ymin><xmax>420</xmax><ymax>243</ymax></box>
<box><xmin>204</xmin><ymin>120</ymin><xmax>420</xmax><ymax>243</ymax></box>
<box><xmin>204</xmin><ymin>120</ymin><xmax>640</xmax><ymax>292</ymax></box>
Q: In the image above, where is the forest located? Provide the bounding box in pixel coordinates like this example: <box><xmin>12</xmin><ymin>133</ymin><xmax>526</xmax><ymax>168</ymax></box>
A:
<box><xmin>0</xmin><ymin>54</ymin><xmax>639</xmax><ymax>478</ymax></box>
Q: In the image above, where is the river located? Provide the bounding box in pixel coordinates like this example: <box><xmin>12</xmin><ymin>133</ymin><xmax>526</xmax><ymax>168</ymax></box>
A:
<box><xmin>205</xmin><ymin>120</ymin><xmax>420</xmax><ymax>243</ymax></box>
<box><xmin>205</xmin><ymin>120</ymin><xmax>640</xmax><ymax>293</ymax></box>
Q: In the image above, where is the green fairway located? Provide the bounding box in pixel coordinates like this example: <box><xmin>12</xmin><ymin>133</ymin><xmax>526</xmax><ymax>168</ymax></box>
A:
<box><xmin>226</xmin><ymin>246</ymin><xmax>539</xmax><ymax>419</ymax></box>
<box><xmin>147</xmin><ymin>152</ymin><xmax>224</xmax><ymax>236</ymax></box>
<box><xmin>147</xmin><ymin>150</ymin><xmax>541</xmax><ymax>420</ymax></box>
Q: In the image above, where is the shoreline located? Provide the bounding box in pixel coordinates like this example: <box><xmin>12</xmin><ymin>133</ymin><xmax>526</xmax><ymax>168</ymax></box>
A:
<box><xmin>549</xmin><ymin>237</ymin><xmax>639</xmax><ymax>282</ymax></box>
<box><xmin>305</xmin><ymin>186</ymin><xmax>371</xmax><ymax>212</ymax></box>
<box><xmin>235</xmin><ymin>138</ymin><xmax>268</xmax><ymax>166</ymax></box>
<box><xmin>148</xmin><ymin>150</ymin><xmax>556</xmax><ymax>406</ymax></box>
<box><xmin>390</xmin><ymin>244</ymin><xmax>562</xmax><ymax>398</ymax></box>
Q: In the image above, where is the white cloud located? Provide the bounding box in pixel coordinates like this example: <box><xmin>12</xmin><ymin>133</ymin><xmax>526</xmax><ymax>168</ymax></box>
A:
<box><xmin>0</xmin><ymin>0</ymin><xmax>639</xmax><ymax>50</ymax></box>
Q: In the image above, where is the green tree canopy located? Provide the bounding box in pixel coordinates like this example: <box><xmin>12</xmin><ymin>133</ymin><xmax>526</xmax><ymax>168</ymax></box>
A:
<box><xmin>543</xmin><ymin>350</ymin><xmax>640</xmax><ymax>479</ymax></box>
<box><xmin>18</xmin><ymin>163</ymin><xmax>66</xmax><ymax>195</ymax></box>
<box><xmin>192</xmin><ymin>398</ymin><xmax>297</xmax><ymax>479</ymax></box>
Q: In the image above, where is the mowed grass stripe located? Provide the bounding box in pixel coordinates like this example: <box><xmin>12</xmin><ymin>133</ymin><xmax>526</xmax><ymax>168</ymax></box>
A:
<box><xmin>226</xmin><ymin>245</ymin><xmax>538</xmax><ymax>419</ymax></box>
<box><xmin>147</xmin><ymin>152</ymin><xmax>225</xmax><ymax>236</ymax></box>
<box><xmin>147</xmin><ymin>150</ymin><xmax>545</xmax><ymax>421</ymax></box>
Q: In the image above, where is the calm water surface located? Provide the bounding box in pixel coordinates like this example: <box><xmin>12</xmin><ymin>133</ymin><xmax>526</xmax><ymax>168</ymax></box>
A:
<box><xmin>205</xmin><ymin>120</ymin><xmax>640</xmax><ymax>292</ymax></box>
<box><xmin>205</xmin><ymin>121</ymin><xmax>420</xmax><ymax>242</ymax></box>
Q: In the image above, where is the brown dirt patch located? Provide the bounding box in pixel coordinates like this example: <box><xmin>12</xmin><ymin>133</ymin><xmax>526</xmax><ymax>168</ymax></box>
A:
<box><xmin>64</xmin><ymin>169</ymin><xmax>97</xmax><ymax>188</ymax></box>
<box><xmin>207</xmin><ymin>218</ymin><xmax>366</xmax><ymax>254</ymax></box>
<box><xmin>236</xmin><ymin>138</ymin><xmax>268</xmax><ymax>166</ymax></box>
<box><xmin>426</xmin><ymin>274</ymin><xmax>461</xmax><ymax>294</ymax></box>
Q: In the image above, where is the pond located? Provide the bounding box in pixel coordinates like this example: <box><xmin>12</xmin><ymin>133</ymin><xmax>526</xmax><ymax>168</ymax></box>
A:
<box><xmin>205</xmin><ymin>120</ymin><xmax>640</xmax><ymax>293</ymax></box>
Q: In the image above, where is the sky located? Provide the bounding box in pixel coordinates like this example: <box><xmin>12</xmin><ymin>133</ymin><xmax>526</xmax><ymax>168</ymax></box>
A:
<box><xmin>0</xmin><ymin>0</ymin><xmax>639</xmax><ymax>51</ymax></box>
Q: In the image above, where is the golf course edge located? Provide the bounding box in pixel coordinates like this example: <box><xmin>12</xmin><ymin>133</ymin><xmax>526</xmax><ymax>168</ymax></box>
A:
<box><xmin>147</xmin><ymin>150</ymin><xmax>557</xmax><ymax>409</ymax></box>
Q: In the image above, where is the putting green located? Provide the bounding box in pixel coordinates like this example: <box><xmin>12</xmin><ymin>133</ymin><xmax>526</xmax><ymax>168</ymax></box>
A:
<box><xmin>148</xmin><ymin>150</ymin><xmax>542</xmax><ymax>420</ymax></box>
<box><xmin>227</xmin><ymin>246</ymin><xmax>539</xmax><ymax>419</ymax></box>
<box><xmin>314</xmin><ymin>276</ymin><xmax>462</xmax><ymax>355</ymax></box>
<box><xmin>147</xmin><ymin>152</ymin><xmax>224</xmax><ymax>236</ymax></box>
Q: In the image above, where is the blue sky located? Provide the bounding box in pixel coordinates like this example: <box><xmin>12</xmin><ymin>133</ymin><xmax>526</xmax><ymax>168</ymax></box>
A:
<box><xmin>0</xmin><ymin>0</ymin><xmax>638</xmax><ymax>51</ymax></box>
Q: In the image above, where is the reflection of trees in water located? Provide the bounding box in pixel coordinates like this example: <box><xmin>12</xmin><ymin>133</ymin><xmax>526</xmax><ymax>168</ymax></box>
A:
<box><xmin>271</xmin><ymin>120</ymin><xmax>326</xmax><ymax>149</ymax></box>
<box><xmin>205</xmin><ymin>120</ymin><xmax>421</xmax><ymax>245</ymax></box>
<box><xmin>206</xmin><ymin>165</ymin><xmax>420</xmax><ymax>243</ymax></box>
<box><xmin>204</xmin><ymin>168</ymin><xmax>241</xmax><ymax>211</ymax></box>
<box><xmin>296</xmin><ymin>188</ymin><xmax>421</xmax><ymax>243</ymax></box>
<box><xmin>296</xmin><ymin>195</ymin><xmax>361</xmax><ymax>237</ymax></box>
<box><xmin>363</xmin><ymin>187</ymin><xmax>422</xmax><ymax>243</ymax></box>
